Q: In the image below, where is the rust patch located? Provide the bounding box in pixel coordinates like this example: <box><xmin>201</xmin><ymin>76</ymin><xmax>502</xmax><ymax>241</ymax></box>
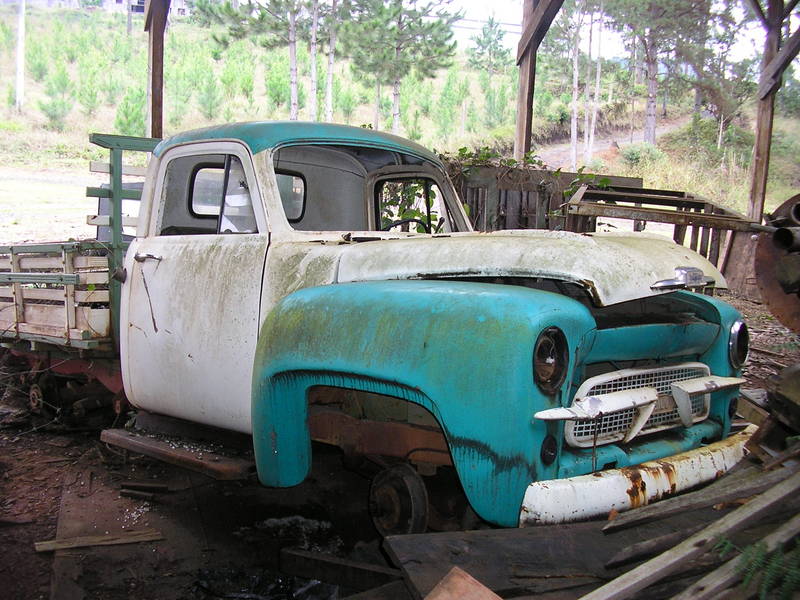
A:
<box><xmin>625</xmin><ymin>469</ymin><xmax>646</xmax><ymax>508</ymax></box>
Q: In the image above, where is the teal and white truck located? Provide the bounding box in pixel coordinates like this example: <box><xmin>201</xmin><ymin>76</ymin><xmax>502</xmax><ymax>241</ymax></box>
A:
<box><xmin>0</xmin><ymin>122</ymin><xmax>750</xmax><ymax>535</ymax></box>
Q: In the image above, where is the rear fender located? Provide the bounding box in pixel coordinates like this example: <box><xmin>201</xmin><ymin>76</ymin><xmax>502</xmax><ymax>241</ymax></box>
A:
<box><xmin>251</xmin><ymin>280</ymin><xmax>597</xmax><ymax>526</ymax></box>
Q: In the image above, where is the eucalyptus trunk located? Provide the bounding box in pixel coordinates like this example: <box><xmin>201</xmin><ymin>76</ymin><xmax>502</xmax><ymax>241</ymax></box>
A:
<box><xmin>570</xmin><ymin>1</ymin><xmax>584</xmax><ymax>171</ymax></box>
<box><xmin>374</xmin><ymin>82</ymin><xmax>381</xmax><ymax>130</ymax></box>
<box><xmin>392</xmin><ymin>78</ymin><xmax>401</xmax><ymax>134</ymax></box>
<box><xmin>309</xmin><ymin>0</ymin><xmax>319</xmax><ymax>121</ymax></box>
<box><xmin>324</xmin><ymin>0</ymin><xmax>337</xmax><ymax>121</ymax></box>
<box><xmin>587</xmin><ymin>2</ymin><xmax>603</xmax><ymax>161</ymax></box>
<box><xmin>643</xmin><ymin>40</ymin><xmax>658</xmax><ymax>145</ymax></box>
<box><xmin>288</xmin><ymin>10</ymin><xmax>299</xmax><ymax>120</ymax></box>
<box><xmin>583</xmin><ymin>10</ymin><xmax>593</xmax><ymax>163</ymax></box>
<box><xmin>15</xmin><ymin>0</ymin><xmax>24</xmax><ymax>111</ymax></box>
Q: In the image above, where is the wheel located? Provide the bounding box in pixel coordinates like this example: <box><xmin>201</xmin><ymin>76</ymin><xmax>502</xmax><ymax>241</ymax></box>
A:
<box><xmin>28</xmin><ymin>383</ymin><xmax>45</xmax><ymax>414</ymax></box>
<box><xmin>369</xmin><ymin>463</ymin><xmax>429</xmax><ymax>536</ymax></box>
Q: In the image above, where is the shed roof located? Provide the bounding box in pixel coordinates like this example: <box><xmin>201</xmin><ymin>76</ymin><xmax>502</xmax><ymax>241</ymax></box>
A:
<box><xmin>152</xmin><ymin>121</ymin><xmax>442</xmax><ymax>166</ymax></box>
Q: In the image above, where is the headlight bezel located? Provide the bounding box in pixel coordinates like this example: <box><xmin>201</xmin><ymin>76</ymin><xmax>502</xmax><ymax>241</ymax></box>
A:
<box><xmin>728</xmin><ymin>319</ymin><xmax>749</xmax><ymax>369</ymax></box>
<box><xmin>533</xmin><ymin>327</ymin><xmax>569</xmax><ymax>394</ymax></box>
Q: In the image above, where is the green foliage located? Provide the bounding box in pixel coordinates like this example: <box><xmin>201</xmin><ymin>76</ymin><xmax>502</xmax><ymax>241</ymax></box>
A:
<box><xmin>336</xmin><ymin>87</ymin><xmax>357</xmax><ymax>123</ymax></box>
<box><xmin>166</xmin><ymin>63</ymin><xmax>195</xmax><ymax>128</ymax></box>
<box><xmin>0</xmin><ymin>22</ymin><xmax>13</xmax><ymax>55</ymax></box>
<box><xmin>76</xmin><ymin>63</ymin><xmax>100</xmax><ymax>117</ymax></box>
<box><xmin>265</xmin><ymin>53</ymin><xmax>291</xmax><ymax>108</ymax></box>
<box><xmin>417</xmin><ymin>81</ymin><xmax>434</xmax><ymax>118</ymax></box>
<box><xmin>197</xmin><ymin>74</ymin><xmax>223</xmax><ymax>120</ymax></box>
<box><xmin>114</xmin><ymin>88</ymin><xmax>146</xmax><ymax>137</ymax></box>
<box><xmin>467</xmin><ymin>16</ymin><xmax>511</xmax><ymax>76</ymax></box>
<box><xmin>620</xmin><ymin>142</ymin><xmax>664</xmax><ymax>167</ymax></box>
<box><xmin>480</xmin><ymin>72</ymin><xmax>511</xmax><ymax>130</ymax></box>
<box><xmin>660</xmin><ymin>116</ymin><xmax>753</xmax><ymax>168</ymax></box>
<box><xmin>434</xmin><ymin>69</ymin><xmax>462</xmax><ymax>141</ymax></box>
<box><xmin>777</xmin><ymin>67</ymin><xmax>800</xmax><ymax>118</ymax></box>
<box><xmin>38</xmin><ymin>65</ymin><xmax>74</xmax><ymax>131</ymax></box>
<box><xmin>101</xmin><ymin>71</ymin><xmax>124</xmax><ymax>106</ymax></box>
<box><xmin>27</xmin><ymin>40</ymin><xmax>50</xmax><ymax>83</ymax></box>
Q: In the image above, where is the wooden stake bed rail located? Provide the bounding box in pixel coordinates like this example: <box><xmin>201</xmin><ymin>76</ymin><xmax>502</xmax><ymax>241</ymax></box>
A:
<box><xmin>0</xmin><ymin>242</ymin><xmax>113</xmax><ymax>350</ymax></box>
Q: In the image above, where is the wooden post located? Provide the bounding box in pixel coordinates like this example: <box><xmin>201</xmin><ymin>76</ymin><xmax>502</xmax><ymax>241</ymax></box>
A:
<box><xmin>513</xmin><ymin>0</ymin><xmax>565</xmax><ymax>161</ymax></box>
<box><xmin>747</xmin><ymin>0</ymin><xmax>782</xmax><ymax>222</ymax></box>
<box><xmin>514</xmin><ymin>0</ymin><xmax>538</xmax><ymax>161</ymax></box>
<box><xmin>145</xmin><ymin>0</ymin><xmax>170</xmax><ymax>139</ymax></box>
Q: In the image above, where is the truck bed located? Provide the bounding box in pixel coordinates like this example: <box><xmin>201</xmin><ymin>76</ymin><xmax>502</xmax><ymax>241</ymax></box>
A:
<box><xmin>0</xmin><ymin>241</ymin><xmax>114</xmax><ymax>350</ymax></box>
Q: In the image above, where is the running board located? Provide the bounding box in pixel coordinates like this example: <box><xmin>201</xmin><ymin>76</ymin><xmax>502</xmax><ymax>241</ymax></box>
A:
<box><xmin>100</xmin><ymin>428</ymin><xmax>256</xmax><ymax>481</ymax></box>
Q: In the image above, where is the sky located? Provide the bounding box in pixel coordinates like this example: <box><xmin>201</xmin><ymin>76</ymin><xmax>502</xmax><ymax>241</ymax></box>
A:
<box><xmin>448</xmin><ymin>0</ymin><xmax>764</xmax><ymax>62</ymax></box>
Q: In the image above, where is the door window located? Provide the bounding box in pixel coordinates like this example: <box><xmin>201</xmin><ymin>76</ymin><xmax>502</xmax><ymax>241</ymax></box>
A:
<box><xmin>159</xmin><ymin>153</ymin><xmax>259</xmax><ymax>235</ymax></box>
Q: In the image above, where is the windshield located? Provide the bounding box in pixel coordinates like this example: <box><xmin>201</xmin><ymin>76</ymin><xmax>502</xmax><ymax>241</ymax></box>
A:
<box><xmin>272</xmin><ymin>144</ymin><xmax>466</xmax><ymax>233</ymax></box>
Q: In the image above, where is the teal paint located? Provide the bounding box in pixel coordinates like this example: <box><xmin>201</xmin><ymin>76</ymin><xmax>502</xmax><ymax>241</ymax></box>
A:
<box><xmin>252</xmin><ymin>280</ymin><xmax>596</xmax><ymax>527</ymax></box>
<box><xmin>152</xmin><ymin>121</ymin><xmax>442</xmax><ymax>167</ymax></box>
<box><xmin>250</xmin><ymin>282</ymin><xmax>745</xmax><ymax>526</ymax></box>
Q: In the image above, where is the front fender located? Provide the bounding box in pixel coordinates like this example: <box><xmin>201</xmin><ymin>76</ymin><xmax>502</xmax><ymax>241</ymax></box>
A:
<box><xmin>251</xmin><ymin>280</ymin><xmax>596</xmax><ymax>526</ymax></box>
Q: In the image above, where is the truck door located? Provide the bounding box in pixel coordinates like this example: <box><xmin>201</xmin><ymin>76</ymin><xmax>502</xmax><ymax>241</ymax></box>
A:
<box><xmin>121</xmin><ymin>142</ymin><xmax>269</xmax><ymax>434</ymax></box>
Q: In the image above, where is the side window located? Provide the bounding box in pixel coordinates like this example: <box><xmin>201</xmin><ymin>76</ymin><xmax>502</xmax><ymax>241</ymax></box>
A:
<box><xmin>219</xmin><ymin>157</ymin><xmax>257</xmax><ymax>233</ymax></box>
<box><xmin>159</xmin><ymin>153</ymin><xmax>258</xmax><ymax>235</ymax></box>
<box><xmin>276</xmin><ymin>173</ymin><xmax>305</xmax><ymax>222</ymax></box>
<box><xmin>376</xmin><ymin>178</ymin><xmax>447</xmax><ymax>233</ymax></box>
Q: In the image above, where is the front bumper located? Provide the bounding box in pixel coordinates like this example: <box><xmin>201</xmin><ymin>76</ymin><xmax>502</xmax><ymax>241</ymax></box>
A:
<box><xmin>518</xmin><ymin>426</ymin><xmax>754</xmax><ymax>526</ymax></box>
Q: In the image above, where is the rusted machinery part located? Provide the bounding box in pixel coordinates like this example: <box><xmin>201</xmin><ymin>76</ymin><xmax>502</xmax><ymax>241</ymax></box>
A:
<box><xmin>756</xmin><ymin>194</ymin><xmax>800</xmax><ymax>333</ymax></box>
<box><xmin>369</xmin><ymin>463</ymin><xmax>429</xmax><ymax>537</ymax></box>
<box><xmin>28</xmin><ymin>383</ymin><xmax>45</xmax><ymax>414</ymax></box>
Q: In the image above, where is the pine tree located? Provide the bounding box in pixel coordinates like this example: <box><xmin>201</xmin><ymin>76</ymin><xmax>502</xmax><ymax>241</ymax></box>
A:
<box><xmin>467</xmin><ymin>16</ymin><xmax>511</xmax><ymax>77</ymax></box>
<box><xmin>342</xmin><ymin>0</ymin><xmax>459</xmax><ymax>134</ymax></box>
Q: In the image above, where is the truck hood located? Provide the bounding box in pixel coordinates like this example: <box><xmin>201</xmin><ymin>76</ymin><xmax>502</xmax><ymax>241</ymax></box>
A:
<box><xmin>332</xmin><ymin>230</ymin><xmax>726</xmax><ymax>306</ymax></box>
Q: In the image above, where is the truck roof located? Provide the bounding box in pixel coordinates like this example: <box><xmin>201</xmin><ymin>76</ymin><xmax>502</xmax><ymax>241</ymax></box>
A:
<box><xmin>152</xmin><ymin>121</ymin><xmax>443</xmax><ymax>167</ymax></box>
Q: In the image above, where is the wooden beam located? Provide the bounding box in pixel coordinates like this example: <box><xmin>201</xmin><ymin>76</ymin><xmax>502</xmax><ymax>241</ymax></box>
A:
<box><xmin>514</xmin><ymin>2</ymin><xmax>538</xmax><ymax>160</ymax></box>
<box><xmin>747</xmin><ymin>0</ymin><xmax>782</xmax><ymax>222</ymax></box>
<box><xmin>35</xmin><ymin>529</ymin><xmax>163</xmax><ymax>552</ymax></box>
<box><xmin>145</xmin><ymin>0</ymin><xmax>170</xmax><ymax>139</ymax></box>
<box><xmin>784</xmin><ymin>0</ymin><xmax>799</xmax><ymax>19</ymax></box>
<box><xmin>516</xmin><ymin>0</ymin><xmax>566</xmax><ymax>64</ymax></box>
<box><xmin>758</xmin><ymin>24</ymin><xmax>800</xmax><ymax>99</ymax></box>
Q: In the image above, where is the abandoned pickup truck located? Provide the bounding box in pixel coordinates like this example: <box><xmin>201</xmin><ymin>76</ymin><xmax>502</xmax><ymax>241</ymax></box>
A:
<box><xmin>0</xmin><ymin>122</ymin><xmax>750</xmax><ymax>534</ymax></box>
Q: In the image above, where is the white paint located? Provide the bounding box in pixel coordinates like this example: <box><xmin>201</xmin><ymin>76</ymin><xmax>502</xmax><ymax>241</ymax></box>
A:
<box><xmin>518</xmin><ymin>426</ymin><xmax>754</xmax><ymax>526</ymax></box>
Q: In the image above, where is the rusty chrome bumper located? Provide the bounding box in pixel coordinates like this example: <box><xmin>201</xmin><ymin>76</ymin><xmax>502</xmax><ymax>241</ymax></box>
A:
<box><xmin>518</xmin><ymin>426</ymin><xmax>754</xmax><ymax>526</ymax></box>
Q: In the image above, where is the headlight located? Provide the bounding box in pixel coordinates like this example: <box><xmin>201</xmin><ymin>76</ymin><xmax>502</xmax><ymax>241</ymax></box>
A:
<box><xmin>728</xmin><ymin>320</ymin><xmax>749</xmax><ymax>369</ymax></box>
<box><xmin>533</xmin><ymin>327</ymin><xmax>568</xmax><ymax>394</ymax></box>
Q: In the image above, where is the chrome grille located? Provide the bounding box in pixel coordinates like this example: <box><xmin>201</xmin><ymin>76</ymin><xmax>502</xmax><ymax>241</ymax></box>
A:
<box><xmin>565</xmin><ymin>363</ymin><xmax>711</xmax><ymax>448</ymax></box>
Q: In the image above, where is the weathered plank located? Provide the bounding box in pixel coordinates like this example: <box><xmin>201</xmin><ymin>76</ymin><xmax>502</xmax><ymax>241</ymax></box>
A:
<box><xmin>604</xmin><ymin>524</ymin><xmax>705</xmax><ymax>569</ymax></box>
<box><xmin>424</xmin><ymin>567</ymin><xmax>501</xmax><ymax>600</ymax></box>
<box><xmin>35</xmin><ymin>528</ymin><xmax>163</xmax><ymax>552</ymax></box>
<box><xmin>602</xmin><ymin>462</ymin><xmax>797</xmax><ymax>533</ymax></box>
<box><xmin>672</xmin><ymin>512</ymin><xmax>800</xmax><ymax>600</ymax></box>
<box><xmin>100</xmin><ymin>428</ymin><xmax>255</xmax><ymax>480</ymax></box>
<box><xmin>578</xmin><ymin>470</ymin><xmax>800</xmax><ymax>600</ymax></box>
<box><xmin>280</xmin><ymin>548</ymin><xmax>402</xmax><ymax>591</ymax></box>
<box><xmin>342</xmin><ymin>580</ymin><xmax>413</xmax><ymax>600</ymax></box>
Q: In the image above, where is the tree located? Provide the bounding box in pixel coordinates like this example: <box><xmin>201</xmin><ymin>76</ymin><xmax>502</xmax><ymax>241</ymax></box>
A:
<box><xmin>467</xmin><ymin>15</ymin><xmax>511</xmax><ymax>76</ymax></box>
<box><xmin>342</xmin><ymin>0</ymin><xmax>459</xmax><ymax>134</ymax></box>
<box><xmin>197</xmin><ymin>0</ymin><xmax>305</xmax><ymax>120</ymax></box>
<box><xmin>569</xmin><ymin>0</ymin><xmax>585</xmax><ymax>170</ymax></box>
<box><xmin>14</xmin><ymin>0</ymin><xmax>24</xmax><ymax>111</ymax></box>
<box><xmin>605</xmin><ymin>0</ymin><xmax>709</xmax><ymax>144</ymax></box>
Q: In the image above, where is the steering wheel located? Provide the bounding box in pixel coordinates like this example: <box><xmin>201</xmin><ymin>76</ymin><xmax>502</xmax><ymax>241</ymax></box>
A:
<box><xmin>381</xmin><ymin>218</ymin><xmax>431</xmax><ymax>233</ymax></box>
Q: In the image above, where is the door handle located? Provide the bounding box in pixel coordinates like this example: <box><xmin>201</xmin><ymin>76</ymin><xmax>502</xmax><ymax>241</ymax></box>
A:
<box><xmin>134</xmin><ymin>253</ymin><xmax>162</xmax><ymax>263</ymax></box>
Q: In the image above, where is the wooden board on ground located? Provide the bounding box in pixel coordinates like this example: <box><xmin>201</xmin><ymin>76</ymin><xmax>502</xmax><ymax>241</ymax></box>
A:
<box><xmin>35</xmin><ymin>529</ymin><xmax>163</xmax><ymax>552</ymax></box>
<box><xmin>424</xmin><ymin>567</ymin><xmax>501</xmax><ymax>600</ymax></box>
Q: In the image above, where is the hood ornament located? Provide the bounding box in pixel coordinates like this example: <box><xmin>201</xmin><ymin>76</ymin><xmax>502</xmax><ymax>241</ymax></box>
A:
<box><xmin>651</xmin><ymin>266</ymin><xmax>715</xmax><ymax>290</ymax></box>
